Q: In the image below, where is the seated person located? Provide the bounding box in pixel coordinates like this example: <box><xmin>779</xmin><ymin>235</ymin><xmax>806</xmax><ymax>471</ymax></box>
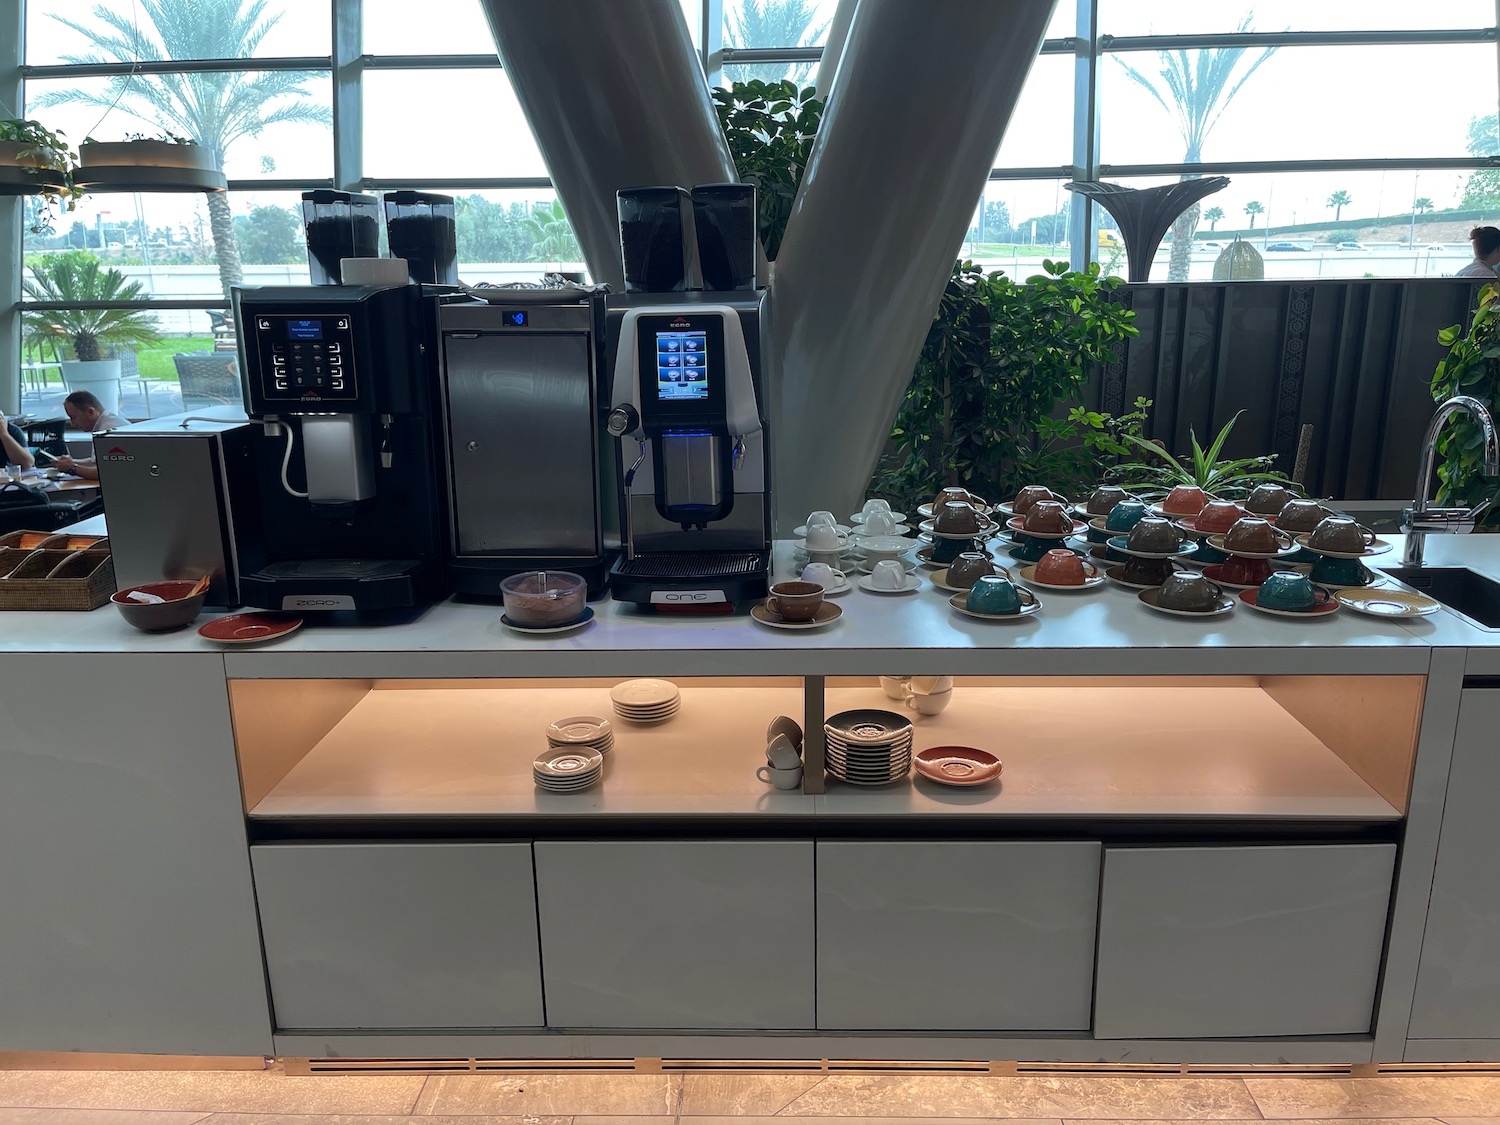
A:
<box><xmin>0</xmin><ymin>411</ymin><xmax>37</xmax><ymax>472</ymax></box>
<box><xmin>52</xmin><ymin>390</ymin><xmax>128</xmax><ymax>481</ymax></box>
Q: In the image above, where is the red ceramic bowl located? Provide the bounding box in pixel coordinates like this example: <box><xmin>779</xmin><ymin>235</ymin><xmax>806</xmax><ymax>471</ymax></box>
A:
<box><xmin>111</xmin><ymin>581</ymin><xmax>208</xmax><ymax>632</ymax></box>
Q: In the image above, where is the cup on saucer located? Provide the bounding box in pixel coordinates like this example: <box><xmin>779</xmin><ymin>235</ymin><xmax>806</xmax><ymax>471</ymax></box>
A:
<box><xmin>868</xmin><ymin>559</ymin><xmax>911</xmax><ymax>591</ymax></box>
<box><xmin>799</xmin><ymin>562</ymin><xmax>846</xmax><ymax>590</ymax></box>
<box><xmin>764</xmin><ymin>581</ymin><xmax>825</xmax><ymax>622</ymax></box>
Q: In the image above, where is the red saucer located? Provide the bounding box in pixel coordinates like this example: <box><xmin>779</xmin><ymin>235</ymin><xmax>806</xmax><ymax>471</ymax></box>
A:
<box><xmin>198</xmin><ymin>612</ymin><xmax>304</xmax><ymax>644</ymax></box>
<box><xmin>1006</xmin><ymin>515</ymin><xmax>1087</xmax><ymax>538</ymax></box>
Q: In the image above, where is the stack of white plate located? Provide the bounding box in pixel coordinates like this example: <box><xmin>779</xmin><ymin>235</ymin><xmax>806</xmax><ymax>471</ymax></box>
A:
<box><xmin>610</xmin><ymin>678</ymin><xmax>682</xmax><ymax>724</ymax></box>
<box><xmin>824</xmin><ymin>708</ymin><xmax>915</xmax><ymax>785</ymax></box>
<box><xmin>534</xmin><ymin>746</ymin><xmax>604</xmax><ymax>793</ymax></box>
<box><xmin>546</xmin><ymin>714</ymin><xmax>614</xmax><ymax>755</ymax></box>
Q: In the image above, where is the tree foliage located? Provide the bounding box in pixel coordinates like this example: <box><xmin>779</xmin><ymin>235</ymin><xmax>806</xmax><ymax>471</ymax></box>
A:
<box><xmin>873</xmin><ymin>260</ymin><xmax>1142</xmax><ymax>510</ymax></box>
<box><xmin>712</xmin><ymin>79</ymin><xmax>825</xmax><ymax>261</ymax></box>
<box><xmin>724</xmin><ymin>0</ymin><xmax>830</xmax><ymax>83</ymax></box>
<box><xmin>521</xmin><ymin>199</ymin><xmax>583</xmax><ymax>264</ymax></box>
<box><xmin>21</xmin><ymin>251</ymin><xmax>162</xmax><ymax>362</ymax></box>
<box><xmin>233</xmin><ymin>205</ymin><xmax>302</xmax><ymax>264</ymax></box>
<box><xmin>1432</xmin><ymin>284</ymin><xmax>1500</xmax><ymax>523</ymax></box>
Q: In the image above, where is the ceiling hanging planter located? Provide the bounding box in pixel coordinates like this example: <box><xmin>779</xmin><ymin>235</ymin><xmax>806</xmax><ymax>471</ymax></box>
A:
<box><xmin>0</xmin><ymin>118</ymin><xmax>85</xmax><ymax>233</ymax></box>
<box><xmin>72</xmin><ymin>135</ymin><xmax>226</xmax><ymax>193</ymax></box>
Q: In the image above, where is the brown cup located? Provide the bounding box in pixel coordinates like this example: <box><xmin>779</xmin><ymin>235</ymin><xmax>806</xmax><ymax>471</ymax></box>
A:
<box><xmin>1161</xmin><ymin>485</ymin><xmax>1209</xmax><ymax>516</ymax></box>
<box><xmin>1012</xmin><ymin>485</ymin><xmax>1055</xmax><ymax>515</ymax></box>
<box><xmin>1245</xmin><ymin>483</ymin><xmax>1295</xmax><ymax>516</ymax></box>
<box><xmin>765</xmin><ymin>580</ymin><xmax>825</xmax><ymax>622</ymax></box>
<box><xmin>1222</xmin><ymin>516</ymin><xmax>1288</xmax><ymax>555</ymax></box>
<box><xmin>1022</xmin><ymin>499</ymin><xmax>1073</xmax><ymax>535</ymax></box>
<box><xmin>1307</xmin><ymin>516</ymin><xmax>1377</xmax><ymax>554</ymax></box>
<box><xmin>945</xmin><ymin>551</ymin><xmax>998</xmax><ymax>589</ymax></box>
<box><xmin>932</xmin><ymin>486</ymin><xmax>977</xmax><ymax>512</ymax></box>
<box><xmin>1035</xmin><ymin>548</ymin><xmax>1099</xmax><ymax>586</ymax></box>
<box><xmin>1086</xmin><ymin>484</ymin><xmax>1132</xmax><ymax>517</ymax></box>
<box><xmin>1156</xmin><ymin>571</ymin><xmax>1224</xmax><ymax>612</ymax></box>
<box><xmin>1125</xmin><ymin>515</ymin><xmax>1182</xmax><ymax>554</ymax></box>
<box><xmin>933</xmin><ymin>500</ymin><xmax>982</xmax><ymax>534</ymax></box>
<box><xmin>1277</xmin><ymin>499</ymin><xmax>1333</xmax><ymax>534</ymax></box>
<box><xmin>1121</xmin><ymin>556</ymin><xmax>1175</xmax><ymax>586</ymax></box>
<box><xmin>1193</xmin><ymin>499</ymin><xmax>1246</xmax><ymax>534</ymax></box>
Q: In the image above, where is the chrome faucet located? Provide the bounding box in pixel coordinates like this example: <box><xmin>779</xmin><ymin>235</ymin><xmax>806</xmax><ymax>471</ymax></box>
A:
<box><xmin>1401</xmin><ymin>395</ymin><xmax>1500</xmax><ymax>566</ymax></box>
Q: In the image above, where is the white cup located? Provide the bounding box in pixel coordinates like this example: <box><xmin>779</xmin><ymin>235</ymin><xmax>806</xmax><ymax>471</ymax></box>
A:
<box><xmin>859</xmin><ymin>511</ymin><xmax>900</xmax><ymax>537</ymax></box>
<box><xmin>805</xmin><ymin>524</ymin><xmax>849</xmax><ymax>551</ymax></box>
<box><xmin>340</xmin><ymin>256</ymin><xmax>410</xmax><ymax>285</ymax></box>
<box><xmin>904</xmin><ymin>687</ymin><xmax>954</xmax><ymax>716</ymax></box>
<box><xmin>805</xmin><ymin>510</ymin><xmax>838</xmax><ymax>530</ymax></box>
<box><xmin>861</xmin><ymin>498</ymin><xmax>893</xmax><ymax>521</ymax></box>
<box><xmin>879</xmin><ymin>675</ymin><xmax>911</xmax><ymax>700</ymax></box>
<box><xmin>757</xmin><ymin>763</ymin><xmax>803</xmax><ymax>790</ymax></box>
<box><xmin>800</xmin><ymin>562</ymin><xmax>845</xmax><ymax>589</ymax></box>
<box><xmin>805</xmin><ymin>547</ymin><xmax>844</xmax><ymax>567</ymax></box>
<box><xmin>908</xmin><ymin>675</ymin><xmax>954</xmax><ymax>696</ymax></box>
<box><xmin>870</xmin><ymin>559</ymin><xmax>909</xmax><ymax>590</ymax></box>
<box><xmin>766</xmin><ymin>732</ymin><xmax>802</xmax><ymax>770</ymax></box>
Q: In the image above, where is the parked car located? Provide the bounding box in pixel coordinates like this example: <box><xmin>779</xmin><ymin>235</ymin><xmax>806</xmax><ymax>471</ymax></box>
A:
<box><xmin>1336</xmin><ymin>241</ymin><xmax>1366</xmax><ymax>251</ymax></box>
<box><xmin>1426</xmin><ymin>243</ymin><xmax>1447</xmax><ymax>251</ymax></box>
<box><xmin>1198</xmin><ymin>241</ymin><xmax>1223</xmax><ymax>252</ymax></box>
<box><xmin>1266</xmin><ymin>241</ymin><xmax>1312</xmax><ymax>252</ymax></box>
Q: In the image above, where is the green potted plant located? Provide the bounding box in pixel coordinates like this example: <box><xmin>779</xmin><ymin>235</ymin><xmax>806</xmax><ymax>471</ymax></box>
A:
<box><xmin>872</xmin><ymin>259</ymin><xmax>1141</xmax><ymax>510</ymax></box>
<box><xmin>1430</xmin><ymin>282</ymin><xmax>1500</xmax><ymax>525</ymax></box>
<box><xmin>79</xmin><ymin>131</ymin><xmax>217</xmax><ymax>172</ymax></box>
<box><xmin>1106</xmin><ymin>411</ymin><xmax>1302</xmax><ymax>499</ymax></box>
<box><xmin>21</xmin><ymin>251</ymin><xmax>162</xmax><ymax>415</ymax></box>
<box><xmin>712</xmin><ymin>80</ymin><xmax>825</xmax><ymax>262</ymax></box>
<box><xmin>0</xmin><ymin>118</ymin><xmax>83</xmax><ymax>234</ymax></box>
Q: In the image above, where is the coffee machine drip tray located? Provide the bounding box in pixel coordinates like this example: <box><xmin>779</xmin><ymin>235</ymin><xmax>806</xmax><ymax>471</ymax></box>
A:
<box><xmin>241</xmin><ymin>557</ymin><xmax>442</xmax><ymax>613</ymax></box>
<box><xmin>611</xmin><ymin>550</ymin><xmax>770</xmax><ymax>611</ymax></box>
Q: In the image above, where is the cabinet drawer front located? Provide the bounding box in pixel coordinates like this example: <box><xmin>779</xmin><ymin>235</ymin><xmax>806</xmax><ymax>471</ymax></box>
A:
<box><xmin>817</xmin><ymin>841</ymin><xmax>1100</xmax><ymax>1031</ymax></box>
<box><xmin>1095</xmin><ymin>843</ymin><xmax>1395</xmax><ymax>1039</ymax></box>
<box><xmin>252</xmin><ymin>843</ymin><xmax>544</xmax><ymax>1029</ymax></box>
<box><xmin>535</xmin><ymin>840</ymin><xmax>814</xmax><ymax>1029</ymax></box>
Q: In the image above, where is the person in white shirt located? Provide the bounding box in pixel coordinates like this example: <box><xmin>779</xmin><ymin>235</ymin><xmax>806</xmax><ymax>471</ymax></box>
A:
<box><xmin>1455</xmin><ymin>226</ymin><xmax>1500</xmax><ymax>279</ymax></box>
<box><xmin>53</xmin><ymin>390</ymin><xmax>128</xmax><ymax>482</ymax></box>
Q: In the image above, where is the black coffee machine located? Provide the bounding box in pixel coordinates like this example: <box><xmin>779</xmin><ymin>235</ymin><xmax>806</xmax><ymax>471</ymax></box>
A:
<box><xmin>605</xmin><ymin>184</ymin><xmax>771</xmax><ymax>610</ymax></box>
<box><xmin>230</xmin><ymin>283</ymin><xmax>448</xmax><ymax>612</ymax></box>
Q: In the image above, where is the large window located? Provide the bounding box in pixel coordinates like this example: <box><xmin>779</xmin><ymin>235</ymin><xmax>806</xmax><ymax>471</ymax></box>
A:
<box><xmin>8</xmin><ymin>1</ymin><xmax>1499</xmax><ymax>420</ymax></box>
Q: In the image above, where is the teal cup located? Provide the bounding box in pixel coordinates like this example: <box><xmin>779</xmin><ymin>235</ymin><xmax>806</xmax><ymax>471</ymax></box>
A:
<box><xmin>1256</xmin><ymin>571</ymin><xmax>1316</xmax><ymax>610</ymax></box>
<box><xmin>1309</xmin><ymin>555</ymin><xmax>1373</xmax><ymax>586</ymax></box>
<box><xmin>931</xmin><ymin>535</ymin><xmax>974</xmax><ymax>564</ymax></box>
<box><xmin>1104</xmin><ymin>499</ymin><xmax>1149</xmax><ymax>534</ymax></box>
<box><xmin>1010</xmin><ymin>535</ymin><xmax>1067</xmax><ymax>563</ymax></box>
<box><xmin>967</xmin><ymin>574</ymin><xmax>1027</xmax><ymax>614</ymax></box>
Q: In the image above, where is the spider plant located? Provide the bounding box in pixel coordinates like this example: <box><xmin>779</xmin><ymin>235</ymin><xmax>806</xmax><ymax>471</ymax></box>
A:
<box><xmin>1105</xmin><ymin>411</ymin><xmax>1301</xmax><ymax>500</ymax></box>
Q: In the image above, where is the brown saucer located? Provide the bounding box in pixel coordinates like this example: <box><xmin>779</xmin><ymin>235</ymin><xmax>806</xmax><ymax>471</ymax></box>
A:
<box><xmin>914</xmin><ymin>745</ymin><xmax>1002</xmax><ymax>786</ymax></box>
<box><xmin>750</xmin><ymin>601</ymin><xmax>843</xmax><ymax>630</ymax></box>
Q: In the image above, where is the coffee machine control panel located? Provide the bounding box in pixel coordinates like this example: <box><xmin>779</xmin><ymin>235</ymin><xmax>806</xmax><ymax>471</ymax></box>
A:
<box><xmin>634</xmin><ymin>313</ymin><xmax>727</xmax><ymax>426</ymax></box>
<box><xmin>250</xmin><ymin>313</ymin><xmax>359</xmax><ymax>403</ymax></box>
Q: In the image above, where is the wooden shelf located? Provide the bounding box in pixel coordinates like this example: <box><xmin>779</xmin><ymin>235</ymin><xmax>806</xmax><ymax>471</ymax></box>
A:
<box><xmin>244</xmin><ymin>679</ymin><xmax>1402</xmax><ymax>823</ymax></box>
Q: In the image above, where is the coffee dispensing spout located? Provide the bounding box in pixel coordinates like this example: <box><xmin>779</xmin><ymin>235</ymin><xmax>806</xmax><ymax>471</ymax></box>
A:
<box><xmin>607</xmin><ymin>404</ymin><xmax>646</xmax><ymax>561</ymax></box>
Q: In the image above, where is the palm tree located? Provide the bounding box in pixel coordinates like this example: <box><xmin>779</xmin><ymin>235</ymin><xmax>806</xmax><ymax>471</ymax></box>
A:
<box><xmin>726</xmin><ymin>0</ymin><xmax>830</xmax><ymax>83</ymax></box>
<box><xmin>1245</xmin><ymin>200</ymin><xmax>1263</xmax><ymax>229</ymax></box>
<box><xmin>1327</xmin><ymin>190</ymin><xmax>1352</xmax><ymax>221</ymax></box>
<box><xmin>1115</xmin><ymin>15</ymin><xmax>1277</xmax><ymax>281</ymax></box>
<box><xmin>1203</xmin><ymin>206</ymin><xmax>1224</xmax><ymax>231</ymax></box>
<box><xmin>521</xmin><ymin>199</ymin><xmax>583</xmax><ymax>264</ymax></box>
<box><xmin>1414</xmin><ymin>197</ymin><xmax>1435</xmax><ymax>216</ymax></box>
<box><xmin>22</xmin><ymin>252</ymin><xmax>161</xmax><ymax>361</ymax></box>
<box><xmin>32</xmin><ymin>0</ymin><xmax>330</xmax><ymax>299</ymax></box>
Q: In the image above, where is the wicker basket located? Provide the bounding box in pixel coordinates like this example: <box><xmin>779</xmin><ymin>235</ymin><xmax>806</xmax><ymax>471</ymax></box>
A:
<box><xmin>0</xmin><ymin>545</ymin><xmax>116</xmax><ymax>610</ymax></box>
<box><xmin>0</xmin><ymin>547</ymin><xmax>30</xmax><ymax>578</ymax></box>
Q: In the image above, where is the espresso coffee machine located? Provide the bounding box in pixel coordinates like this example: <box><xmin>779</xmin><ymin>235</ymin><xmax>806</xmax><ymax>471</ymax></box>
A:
<box><xmin>435</xmin><ymin>288</ymin><xmax>612</xmax><ymax>596</ymax></box>
<box><xmin>231</xmin><ymin>283</ymin><xmax>447</xmax><ymax>612</ymax></box>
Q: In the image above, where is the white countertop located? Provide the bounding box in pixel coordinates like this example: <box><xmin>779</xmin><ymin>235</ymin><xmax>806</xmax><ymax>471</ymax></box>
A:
<box><xmin>9</xmin><ymin>533</ymin><xmax>1500</xmax><ymax>677</ymax></box>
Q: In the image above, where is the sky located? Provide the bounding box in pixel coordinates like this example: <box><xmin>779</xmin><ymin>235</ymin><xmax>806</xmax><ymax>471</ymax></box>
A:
<box><xmin>14</xmin><ymin>1</ymin><xmax>1500</xmax><ymax>255</ymax></box>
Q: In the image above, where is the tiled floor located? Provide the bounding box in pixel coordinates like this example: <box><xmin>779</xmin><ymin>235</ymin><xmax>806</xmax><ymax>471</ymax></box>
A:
<box><xmin>1</xmin><ymin>1067</ymin><xmax>1499</xmax><ymax>1125</ymax></box>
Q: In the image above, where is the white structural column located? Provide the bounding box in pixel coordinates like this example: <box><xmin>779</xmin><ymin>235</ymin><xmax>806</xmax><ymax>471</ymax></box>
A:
<box><xmin>1</xmin><ymin>0</ymin><xmax>23</xmax><ymax>417</ymax></box>
<box><xmin>766</xmin><ymin>0</ymin><xmax>1056</xmax><ymax>528</ymax></box>
<box><xmin>480</xmin><ymin>0</ymin><xmax>739</xmax><ymax>291</ymax></box>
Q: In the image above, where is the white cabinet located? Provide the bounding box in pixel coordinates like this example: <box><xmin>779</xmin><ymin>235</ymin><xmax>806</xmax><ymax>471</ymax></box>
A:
<box><xmin>816</xmin><ymin>841</ymin><xmax>1100</xmax><ymax>1031</ymax></box>
<box><xmin>1094</xmin><ymin>844</ymin><xmax>1396</xmax><ymax>1038</ymax></box>
<box><xmin>534</xmin><ymin>840</ymin><xmax>815</xmax><ymax>1029</ymax></box>
<box><xmin>1410</xmin><ymin>688</ymin><xmax>1500</xmax><ymax>1041</ymax></box>
<box><xmin>252</xmin><ymin>842</ymin><xmax>544</xmax><ymax>1029</ymax></box>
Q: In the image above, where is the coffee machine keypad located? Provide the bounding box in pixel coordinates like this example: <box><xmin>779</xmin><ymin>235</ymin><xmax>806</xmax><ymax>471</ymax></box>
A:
<box><xmin>254</xmin><ymin>315</ymin><xmax>358</xmax><ymax>403</ymax></box>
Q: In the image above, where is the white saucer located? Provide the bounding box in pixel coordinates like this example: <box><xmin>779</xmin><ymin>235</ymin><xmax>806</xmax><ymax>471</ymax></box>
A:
<box><xmin>851</xmin><ymin>510</ymin><xmax>907</xmax><ymax>524</ymax></box>
<box><xmin>808</xmin><ymin>576</ymin><xmax>853</xmax><ymax>596</ymax></box>
<box><xmin>856</xmin><ymin>558</ymin><xmax>919</xmax><ymax>575</ymax></box>
<box><xmin>794</xmin><ymin>522</ymin><xmax>852</xmax><ymax>538</ymax></box>
<box><xmin>610</xmin><ymin>679</ymin><xmax>680</xmax><ymax>707</ymax></box>
<box><xmin>857</xmin><ymin>573</ymin><xmax>923</xmax><ymax>594</ymax></box>
<box><xmin>1017</xmin><ymin>564</ymin><xmax>1107</xmax><ymax>592</ymax></box>
<box><xmin>793</xmin><ymin>537</ymin><xmax>856</xmax><ymax>553</ymax></box>
<box><xmin>501</xmin><ymin>607</ymin><xmax>594</xmax><ymax>634</ymax></box>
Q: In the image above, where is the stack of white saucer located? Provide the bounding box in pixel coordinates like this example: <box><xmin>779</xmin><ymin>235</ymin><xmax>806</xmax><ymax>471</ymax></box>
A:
<box><xmin>546</xmin><ymin>714</ymin><xmax>614</xmax><ymax>755</ymax></box>
<box><xmin>534</xmin><ymin>746</ymin><xmax>604</xmax><ymax>792</ymax></box>
<box><xmin>610</xmin><ymin>678</ymin><xmax>682</xmax><ymax>724</ymax></box>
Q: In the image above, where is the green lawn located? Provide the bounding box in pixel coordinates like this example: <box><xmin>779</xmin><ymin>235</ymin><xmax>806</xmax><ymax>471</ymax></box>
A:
<box><xmin>136</xmin><ymin>336</ymin><xmax>217</xmax><ymax>381</ymax></box>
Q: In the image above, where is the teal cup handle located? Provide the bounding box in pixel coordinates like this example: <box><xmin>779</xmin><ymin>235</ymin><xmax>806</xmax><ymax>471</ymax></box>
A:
<box><xmin>1256</xmin><ymin>571</ymin><xmax>1316</xmax><ymax>610</ymax></box>
<box><xmin>966</xmin><ymin>575</ymin><xmax>1034</xmax><ymax>614</ymax></box>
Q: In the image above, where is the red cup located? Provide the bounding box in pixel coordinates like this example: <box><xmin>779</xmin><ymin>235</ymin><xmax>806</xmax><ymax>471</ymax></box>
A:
<box><xmin>1035</xmin><ymin>548</ymin><xmax>1099</xmax><ymax>586</ymax></box>
<box><xmin>1193</xmin><ymin>499</ymin><xmax>1246</xmax><ymax>535</ymax></box>
<box><xmin>1162</xmin><ymin>485</ymin><xmax>1209</xmax><ymax>517</ymax></box>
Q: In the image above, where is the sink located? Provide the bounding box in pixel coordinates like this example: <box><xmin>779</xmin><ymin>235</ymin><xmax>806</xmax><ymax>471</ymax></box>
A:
<box><xmin>1381</xmin><ymin>567</ymin><xmax>1500</xmax><ymax>630</ymax></box>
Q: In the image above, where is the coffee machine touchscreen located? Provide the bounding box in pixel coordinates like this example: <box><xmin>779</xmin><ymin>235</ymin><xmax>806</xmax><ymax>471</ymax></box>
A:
<box><xmin>656</xmin><ymin>331</ymin><xmax>709</xmax><ymax>400</ymax></box>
